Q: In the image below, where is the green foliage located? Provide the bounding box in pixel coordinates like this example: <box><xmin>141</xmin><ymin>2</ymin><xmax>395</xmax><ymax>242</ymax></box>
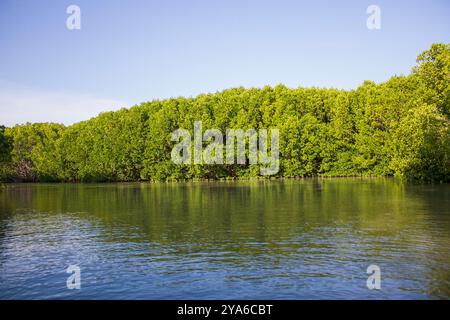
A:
<box><xmin>389</xmin><ymin>105</ymin><xmax>450</xmax><ymax>182</ymax></box>
<box><xmin>0</xmin><ymin>125</ymin><xmax>13</xmax><ymax>181</ymax></box>
<box><xmin>4</xmin><ymin>123</ymin><xmax>65</xmax><ymax>181</ymax></box>
<box><xmin>413</xmin><ymin>43</ymin><xmax>450</xmax><ymax>116</ymax></box>
<box><xmin>1</xmin><ymin>44</ymin><xmax>449</xmax><ymax>182</ymax></box>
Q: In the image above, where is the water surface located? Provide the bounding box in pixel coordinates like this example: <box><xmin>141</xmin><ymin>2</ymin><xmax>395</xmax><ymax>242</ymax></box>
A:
<box><xmin>0</xmin><ymin>179</ymin><xmax>449</xmax><ymax>299</ymax></box>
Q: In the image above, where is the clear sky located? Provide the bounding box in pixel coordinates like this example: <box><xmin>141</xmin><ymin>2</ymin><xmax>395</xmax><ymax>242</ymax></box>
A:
<box><xmin>0</xmin><ymin>0</ymin><xmax>449</xmax><ymax>126</ymax></box>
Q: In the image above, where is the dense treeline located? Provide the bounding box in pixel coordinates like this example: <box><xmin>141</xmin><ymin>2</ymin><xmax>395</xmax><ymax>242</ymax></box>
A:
<box><xmin>0</xmin><ymin>44</ymin><xmax>449</xmax><ymax>182</ymax></box>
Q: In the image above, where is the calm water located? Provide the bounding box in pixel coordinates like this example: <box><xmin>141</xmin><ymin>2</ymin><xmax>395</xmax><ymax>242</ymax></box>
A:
<box><xmin>0</xmin><ymin>179</ymin><xmax>449</xmax><ymax>299</ymax></box>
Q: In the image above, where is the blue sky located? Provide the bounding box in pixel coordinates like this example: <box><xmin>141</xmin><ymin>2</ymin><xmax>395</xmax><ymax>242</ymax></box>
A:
<box><xmin>0</xmin><ymin>0</ymin><xmax>449</xmax><ymax>126</ymax></box>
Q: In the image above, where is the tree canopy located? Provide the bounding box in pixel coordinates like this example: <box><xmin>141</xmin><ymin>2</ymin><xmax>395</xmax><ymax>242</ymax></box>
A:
<box><xmin>1</xmin><ymin>44</ymin><xmax>449</xmax><ymax>182</ymax></box>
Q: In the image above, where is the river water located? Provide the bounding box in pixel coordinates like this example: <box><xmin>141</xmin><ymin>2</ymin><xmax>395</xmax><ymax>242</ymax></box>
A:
<box><xmin>0</xmin><ymin>179</ymin><xmax>448</xmax><ymax>299</ymax></box>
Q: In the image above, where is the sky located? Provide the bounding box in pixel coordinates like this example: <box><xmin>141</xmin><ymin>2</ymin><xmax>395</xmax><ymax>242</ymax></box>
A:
<box><xmin>0</xmin><ymin>0</ymin><xmax>449</xmax><ymax>126</ymax></box>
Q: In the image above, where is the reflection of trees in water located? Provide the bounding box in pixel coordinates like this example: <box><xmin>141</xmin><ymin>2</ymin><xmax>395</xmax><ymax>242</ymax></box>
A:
<box><xmin>1</xmin><ymin>179</ymin><xmax>448</xmax><ymax>242</ymax></box>
<box><xmin>0</xmin><ymin>180</ymin><xmax>444</xmax><ymax>244</ymax></box>
<box><xmin>405</xmin><ymin>185</ymin><xmax>450</xmax><ymax>299</ymax></box>
<box><xmin>1</xmin><ymin>179</ymin><xmax>449</xmax><ymax>298</ymax></box>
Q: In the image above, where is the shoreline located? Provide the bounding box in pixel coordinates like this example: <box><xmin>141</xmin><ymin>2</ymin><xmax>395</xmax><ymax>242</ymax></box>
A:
<box><xmin>2</xmin><ymin>175</ymin><xmax>446</xmax><ymax>186</ymax></box>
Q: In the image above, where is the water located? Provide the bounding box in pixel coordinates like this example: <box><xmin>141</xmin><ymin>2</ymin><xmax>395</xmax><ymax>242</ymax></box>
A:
<box><xmin>0</xmin><ymin>179</ymin><xmax>449</xmax><ymax>299</ymax></box>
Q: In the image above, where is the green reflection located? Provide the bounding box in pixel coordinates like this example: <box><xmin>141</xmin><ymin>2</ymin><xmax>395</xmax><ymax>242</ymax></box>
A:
<box><xmin>0</xmin><ymin>178</ymin><xmax>449</xmax><ymax>298</ymax></box>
